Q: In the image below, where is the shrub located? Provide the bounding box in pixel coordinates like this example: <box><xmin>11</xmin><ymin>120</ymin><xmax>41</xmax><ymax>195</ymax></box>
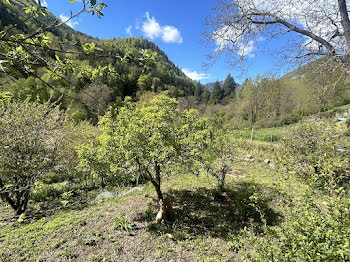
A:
<box><xmin>201</xmin><ymin>127</ymin><xmax>236</xmax><ymax>192</ymax></box>
<box><xmin>0</xmin><ymin>101</ymin><xmax>66</xmax><ymax>215</ymax></box>
<box><xmin>248</xmin><ymin>194</ymin><xmax>350</xmax><ymax>261</ymax></box>
<box><xmin>281</xmin><ymin>121</ymin><xmax>349</xmax><ymax>189</ymax></box>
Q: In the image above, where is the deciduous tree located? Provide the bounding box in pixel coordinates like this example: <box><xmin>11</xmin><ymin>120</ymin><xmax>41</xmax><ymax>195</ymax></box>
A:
<box><xmin>0</xmin><ymin>101</ymin><xmax>65</xmax><ymax>215</ymax></box>
<box><xmin>80</xmin><ymin>94</ymin><xmax>208</xmax><ymax>217</ymax></box>
<box><xmin>206</xmin><ymin>0</ymin><xmax>350</xmax><ymax>68</ymax></box>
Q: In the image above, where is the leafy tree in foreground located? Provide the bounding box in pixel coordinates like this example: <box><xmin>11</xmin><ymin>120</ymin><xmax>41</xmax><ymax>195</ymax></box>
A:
<box><xmin>87</xmin><ymin>94</ymin><xmax>208</xmax><ymax>216</ymax></box>
<box><xmin>0</xmin><ymin>101</ymin><xmax>65</xmax><ymax>215</ymax></box>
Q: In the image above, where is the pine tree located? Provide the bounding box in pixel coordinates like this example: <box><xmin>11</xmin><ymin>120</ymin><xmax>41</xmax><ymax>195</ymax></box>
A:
<box><xmin>209</xmin><ymin>80</ymin><xmax>223</xmax><ymax>104</ymax></box>
<box><xmin>222</xmin><ymin>74</ymin><xmax>236</xmax><ymax>98</ymax></box>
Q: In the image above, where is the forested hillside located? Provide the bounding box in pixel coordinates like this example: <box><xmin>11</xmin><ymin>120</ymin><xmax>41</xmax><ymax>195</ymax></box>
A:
<box><xmin>0</xmin><ymin>0</ymin><xmax>207</xmax><ymax>121</ymax></box>
<box><xmin>204</xmin><ymin>62</ymin><xmax>350</xmax><ymax>129</ymax></box>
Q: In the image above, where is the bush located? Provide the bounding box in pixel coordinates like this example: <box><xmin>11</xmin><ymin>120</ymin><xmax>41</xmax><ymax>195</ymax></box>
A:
<box><xmin>0</xmin><ymin>100</ymin><xmax>66</xmax><ymax>215</ymax></box>
<box><xmin>56</xmin><ymin>120</ymin><xmax>94</xmax><ymax>182</ymax></box>
<box><xmin>281</xmin><ymin>121</ymin><xmax>349</xmax><ymax>189</ymax></box>
<box><xmin>248</xmin><ymin>194</ymin><xmax>350</xmax><ymax>261</ymax></box>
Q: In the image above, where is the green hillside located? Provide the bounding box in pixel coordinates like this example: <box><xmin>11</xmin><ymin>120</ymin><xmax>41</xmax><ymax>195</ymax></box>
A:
<box><xmin>0</xmin><ymin>0</ymin><xmax>206</xmax><ymax>121</ymax></box>
<box><xmin>203</xmin><ymin>60</ymin><xmax>350</xmax><ymax>129</ymax></box>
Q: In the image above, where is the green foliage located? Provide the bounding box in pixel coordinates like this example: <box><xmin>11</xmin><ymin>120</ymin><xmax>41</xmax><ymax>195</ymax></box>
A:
<box><xmin>57</xmin><ymin>248</ymin><xmax>78</xmax><ymax>259</ymax></box>
<box><xmin>76</xmin><ymin>126</ymin><xmax>136</xmax><ymax>187</ymax></box>
<box><xmin>209</xmin><ymin>80</ymin><xmax>223</xmax><ymax>105</ymax></box>
<box><xmin>90</xmin><ymin>254</ymin><xmax>109</xmax><ymax>262</ymax></box>
<box><xmin>222</xmin><ymin>73</ymin><xmax>236</xmax><ymax>99</ymax></box>
<box><xmin>248</xmin><ymin>193</ymin><xmax>350</xmax><ymax>261</ymax></box>
<box><xmin>213</xmin><ymin>69</ymin><xmax>350</xmax><ymax>129</ymax></box>
<box><xmin>0</xmin><ymin>100</ymin><xmax>66</xmax><ymax>215</ymax></box>
<box><xmin>201</xmin><ymin>117</ymin><xmax>237</xmax><ymax>191</ymax></box>
<box><xmin>137</xmin><ymin>73</ymin><xmax>153</xmax><ymax>92</ymax></box>
<box><xmin>0</xmin><ymin>90</ymin><xmax>13</xmax><ymax>106</ymax></box>
<box><xmin>114</xmin><ymin>213</ymin><xmax>135</xmax><ymax>235</ymax></box>
<box><xmin>81</xmin><ymin>94</ymin><xmax>208</xmax><ymax>200</ymax></box>
<box><xmin>281</xmin><ymin>121</ymin><xmax>349</xmax><ymax>189</ymax></box>
<box><xmin>83</xmin><ymin>237</ymin><xmax>97</xmax><ymax>246</ymax></box>
<box><xmin>0</xmin><ymin>0</ymin><xmax>202</xmax><ymax>123</ymax></box>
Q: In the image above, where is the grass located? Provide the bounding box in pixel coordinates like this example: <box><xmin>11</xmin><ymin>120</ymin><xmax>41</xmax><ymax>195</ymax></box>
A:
<box><xmin>233</xmin><ymin>124</ymin><xmax>294</xmax><ymax>143</ymax></box>
<box><xmin>0</xmin><ymin>133</ymin><xmax>348</xmax><ymax>261</ymax></box>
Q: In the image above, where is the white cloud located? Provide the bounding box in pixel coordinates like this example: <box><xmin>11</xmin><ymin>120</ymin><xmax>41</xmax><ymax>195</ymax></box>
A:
<box><xmin>142</xmin><ymin>12</ymin><xmax>183</xmax><ymax>44</ymax></box>
<box><xmin>35</xmin><ymin>0</ymin><xmax>48</xmax><ymax>7</ymax></box>
<box><xmin>237</xmin><ymin>40</ymin><xmax>255</xmax><ymax>58</ymax></box>
<box><xmin>59</xmin><ymin>14</ymin><xmax>79</xmax><ymax>29</ymax></box>
<box><xmin>125</xmin><ymin>26</ymin><xmax>133</xmax><ymax>36</ymax></box>
<box><xmin>142</xmin><ymin>12</ymin><xmax>162</xmax><ymax>39</ymax></box>
<box><xmin>182</xmin><ymin>68</ymin><xmax>210</xmax><ymax>81</ymax></box>
<box><xmin>162</xmin><ymin>26</ymin><xmax>183</xmax><ymax>43</ymax></box>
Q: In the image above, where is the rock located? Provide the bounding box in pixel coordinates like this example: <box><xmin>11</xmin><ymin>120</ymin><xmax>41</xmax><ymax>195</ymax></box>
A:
<box><xmin>118</xmin><ymin>186</ymin><xmax>143</xmax><ymax>197</ymax></box>
<box><xmin>337</xmin><ymin>148</ymin><xmax>346</xmax><ymax>153</ymax></box>
<box><xmin>90</xmin><ymin>187</ymin><xmax>144</xmax><ymax>204</ymax></box>
<box><xmin>92</xmin><ymin>191</ymin><xmax>116</xmax><ymax>204</ymax></box>
<box><xmin>244</xmin><ymin>154</ymin><xmax>255</xmax><ymax>162</ymax></box>
<box><xmin>264</xmin><ymin>159</ymin><xmax>271</xmax><ymax>164</ymax></box>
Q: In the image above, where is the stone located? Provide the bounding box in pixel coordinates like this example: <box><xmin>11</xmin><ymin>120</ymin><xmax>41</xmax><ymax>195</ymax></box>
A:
<box><xmin>245</xmin><ymin>154</ymin><xmax>255</xmax><ymax>162</ymax></box>
<box><xmin>264</xmin><ymin>159</ymin><xmax>271</xmax><ymax>164</ymax></box>
<box><xmin>90</xmin><ymin>186</ymin><xmax>144</xmax><ymax>204</ymax></box>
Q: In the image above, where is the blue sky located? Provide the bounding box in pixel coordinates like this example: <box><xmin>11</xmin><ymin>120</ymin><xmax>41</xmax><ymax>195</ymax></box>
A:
<box><xmin>42</xmin><ymin>0</ymin><xmax>295</xmax><ymax>84</ymax></box>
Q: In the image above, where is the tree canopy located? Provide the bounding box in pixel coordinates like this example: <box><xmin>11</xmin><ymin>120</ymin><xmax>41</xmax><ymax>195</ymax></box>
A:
<box><xmin>206</xmin><ymin>0</ymin><xmax>350</xmax><ymax>68</ymax></box>
<box><xmin>79</xmin><ymin>94</ymin><xmax>209</xmax><ymax>201</ymax></box>
<box><xmin>0</xmin><ymin>100</ymin><xmax>65</xmax><ymax>215</ymax></box>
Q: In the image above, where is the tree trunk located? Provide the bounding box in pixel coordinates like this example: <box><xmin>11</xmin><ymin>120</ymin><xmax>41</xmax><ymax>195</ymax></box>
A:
<box><xmin>153</xmin><ymin>162</ymin><xmax>163</xmax><ymax>200</ymax></box>
<box><xmin>146</xmin><ymin>163</ymin><xmax>164</xmax><ymax>201</ymax></box>
<box><xmin>339</xmin><ymin>0</ymin><xmax>350</xmax><ymax>55</ymax></box>
<box><xmin>153</xmin><ymin>180</ymin><xmax>163</xmax><ymax>201</ymax></box>
<box><xmin>218</xmin><ymin>164</ymin><xmax>228</xmax><ymax>192</ymax></box>
<box><xmin>0</xmin><ymin>179</ymin><xmax>19</xmax><ymax>213</ymax></box>
<box><xmin>17</xmin><ymin>189</ymin><xmax>31</xmax><ymax>215</ymax></box>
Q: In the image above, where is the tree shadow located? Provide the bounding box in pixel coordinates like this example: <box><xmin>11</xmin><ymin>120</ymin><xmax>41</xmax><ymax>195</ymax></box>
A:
<box><xmin>136</xmin><ymin>182</ymin><xmax>282</xmax><ymax>240</ymax></box>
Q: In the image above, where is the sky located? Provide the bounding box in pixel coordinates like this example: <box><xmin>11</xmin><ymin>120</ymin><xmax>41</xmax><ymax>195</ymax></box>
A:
<box><xmin>42</xmin><ymin>0</ymin><xmax>296</xmax><ymax>84</ymax></box>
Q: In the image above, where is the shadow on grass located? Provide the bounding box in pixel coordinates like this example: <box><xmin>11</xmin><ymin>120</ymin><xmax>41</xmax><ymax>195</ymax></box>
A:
<box><xmin>137</xmin><ymin>182</ymin><xmax>281</xmax><ymax>240</ymax></box>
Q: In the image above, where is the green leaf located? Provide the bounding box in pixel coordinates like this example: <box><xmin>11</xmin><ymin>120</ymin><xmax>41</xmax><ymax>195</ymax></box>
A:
<box><xmin>55</xmin><ymin>55</ymin><xmax>62</xmax><ymax>63</ymax></box>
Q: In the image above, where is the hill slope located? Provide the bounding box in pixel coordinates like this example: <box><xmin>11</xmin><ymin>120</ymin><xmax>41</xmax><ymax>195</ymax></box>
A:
<box><xmin>0</xmin><ymin>0</ymin><xmax>204</xmax><ymax>120</ymax></box>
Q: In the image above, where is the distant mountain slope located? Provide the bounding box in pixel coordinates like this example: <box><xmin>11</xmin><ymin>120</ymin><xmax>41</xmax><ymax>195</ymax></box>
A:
<box><xmin>204</xmin><ymin>80</ymin><xmax>224</xmax><ymax>91</ymax></box>
<box><xmin>0</xmin><ymin>0</ymin><xmax>205</xmax><ymax>120</ymax></box>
